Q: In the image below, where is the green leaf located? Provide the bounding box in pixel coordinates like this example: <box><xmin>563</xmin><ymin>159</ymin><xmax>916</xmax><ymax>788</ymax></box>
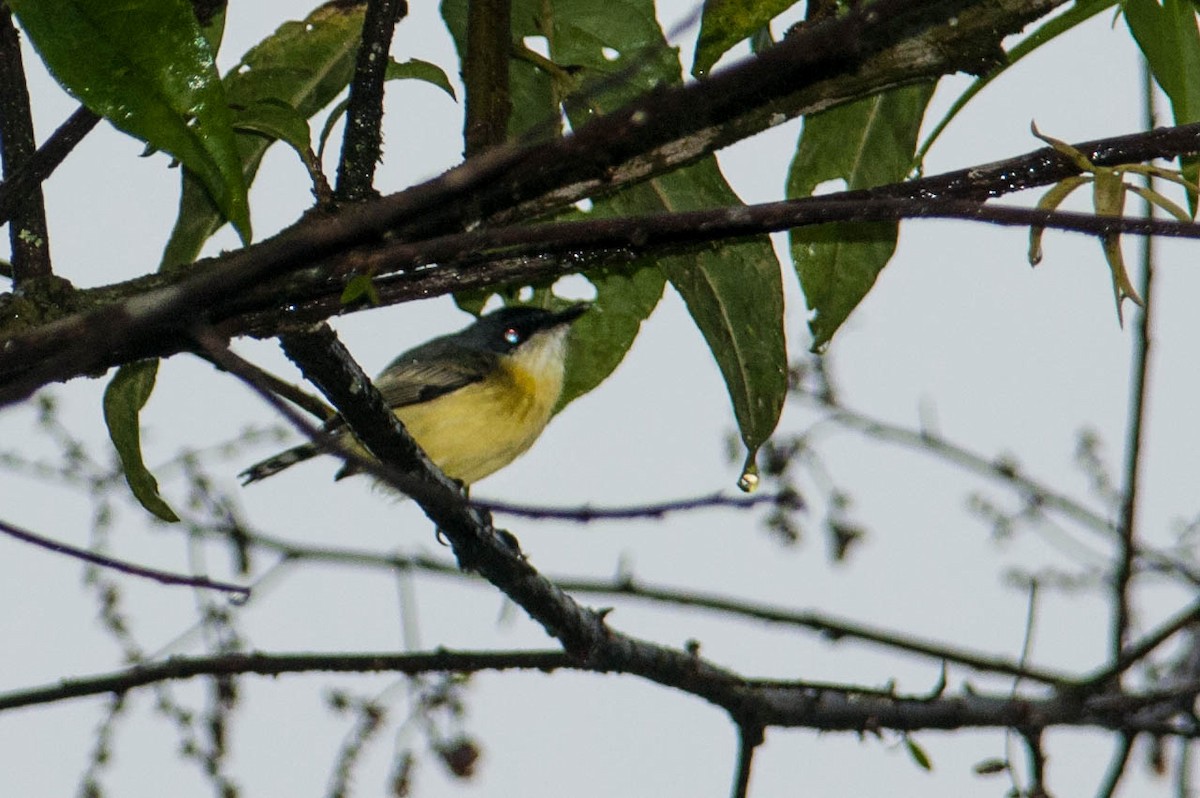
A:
<box><xmin>558</xmin><ymin>261</ymin><xmax>667</xmax><ymax>410</ymax></box>
<box><xmin>103</xmin><ymin>361</ymin><xmax>180</xmax><ymax>523</ymax></box>
<box><xmin>341</xmin><ymin>274</ymin><xmax>381</xmax><ymax>305</ymax></box>
<box><xmin>443</xmin><ymin>0</ymin><xmax>786</xmax><ymax>467</ymax></box>
<box><xmin>160</xmin><ymin>1</ymin><xmax>367</xmax><ymax>269</ymax></box>
<box><xmin>386</xmin><ymin>57</ymin><xmax>457</xmax><ymax>100</ymax></box>
<box><xmin>544</xmin><ymin>0</ymin><xmax>786</xmax><ymax>464</ymax></box>
<box><xmin>10</xmin><ymin>0</ymin><xmax>250</xmax><ymax>243</ymax></box>
<box><xmin>904</xmin><ymin>735</ymin><xmax>934</xmax><ymax>772</ymax></box>
<box><xmin>201</xmin><ymin>6</ymin><xmax>227</xmax><ymax>55</ymax></box>
<box><xmin>232</xmin><ymin>98</ymin><xmax>313</xmax><ymax>155</ymax></box>
<box><xmin>692</xmin><ymin>0</ymin><xmax>799</xmax><ymax>77</ymax></box>
<box><xmin>788</xmin><ymin>82</ymin><xmax>934</xmax><ymax>351</ymax></box>
<box><xmin>650</xmin><ymin>163</ymin><xmax>786</xmax><ymax>477</ymax></box>
<box><xmin>1123</xmin><ymin>0</ymin><xmax>1200</xmax><ymax>213</ymax></box>
<box><xmin>917</xmin><ymin>0</ymin><xmax>1117</xmax><ymax>165</ymax></box>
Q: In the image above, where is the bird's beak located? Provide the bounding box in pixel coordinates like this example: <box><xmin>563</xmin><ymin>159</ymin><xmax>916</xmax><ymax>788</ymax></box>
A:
<box><xmin>550</xmin><ymin>303</ymin><xmax>590</xmax><ymax>327</ymax></box>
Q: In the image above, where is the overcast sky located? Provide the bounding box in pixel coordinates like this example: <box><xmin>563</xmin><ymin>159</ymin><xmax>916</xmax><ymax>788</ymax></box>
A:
<box><xmin>3</xmin><ymin>2</ymin><xmax>1196</xmax><ymax>796</ymax></box>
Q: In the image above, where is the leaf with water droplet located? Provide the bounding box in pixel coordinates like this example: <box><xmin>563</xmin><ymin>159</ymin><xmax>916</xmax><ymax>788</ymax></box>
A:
<box><xmin>10</xmin><ymin>0</ymin><xmax>250</xmax><ymax>243</ymax></box>
<box><xmin>160</xmin><ymin>2</ymin><xmax>367</xmax><ymax>268</ymax></box>
<box><xmin>444</xmin><ymin>0</ymin><xmax>787</xmax><ymax>469</ymax></box>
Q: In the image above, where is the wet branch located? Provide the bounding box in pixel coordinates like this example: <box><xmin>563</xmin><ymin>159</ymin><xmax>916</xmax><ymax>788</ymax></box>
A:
<box><xmin>0</xmin><ymin>6</ymin><xmax>51</xmax><ymax>284</ymax></box>
<box><xmin>336</xmin><ymin>0</ymin><xmax>408</xmax><ymax>201</ymax></box>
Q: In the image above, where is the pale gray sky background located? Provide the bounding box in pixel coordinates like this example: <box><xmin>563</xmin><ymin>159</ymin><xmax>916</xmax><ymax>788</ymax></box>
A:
<box><xmin>3</xmin><ymin>2</ymin><xmax>1195</xmax><ymax>796</ymax></box>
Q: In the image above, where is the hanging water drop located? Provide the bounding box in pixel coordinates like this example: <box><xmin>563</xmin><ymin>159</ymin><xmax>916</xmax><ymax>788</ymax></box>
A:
<box><xmin>737</xmin><ymin>455</ymin><xmax>760</xmax><ymax>493</ymax></box>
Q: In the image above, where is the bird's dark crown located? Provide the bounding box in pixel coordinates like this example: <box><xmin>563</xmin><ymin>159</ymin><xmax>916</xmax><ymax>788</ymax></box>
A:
<box><xmin>461</xmin><ymin>304</ymin><xmax>588</xmax><ymax>354</ymax></box>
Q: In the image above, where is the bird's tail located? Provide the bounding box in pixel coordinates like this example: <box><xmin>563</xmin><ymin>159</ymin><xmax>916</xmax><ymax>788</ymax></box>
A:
<box><xmin>240</xmin><ymin>443</ymin><xmax>320</xmax><ymax>485</ymax></box>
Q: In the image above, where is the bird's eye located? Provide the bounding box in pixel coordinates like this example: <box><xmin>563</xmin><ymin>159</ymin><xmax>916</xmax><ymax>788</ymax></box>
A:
<box><xmin>503</xmin><ymin>327</ymin><xmax>522</xmax><ymax>345</ymax></box>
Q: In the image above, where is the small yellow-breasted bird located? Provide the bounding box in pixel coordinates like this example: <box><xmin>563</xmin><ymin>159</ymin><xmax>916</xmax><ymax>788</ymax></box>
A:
<box><xmin>241</xmin><ymin>303</ymin><xmax>589</xmax><ymax>486</ymax></box>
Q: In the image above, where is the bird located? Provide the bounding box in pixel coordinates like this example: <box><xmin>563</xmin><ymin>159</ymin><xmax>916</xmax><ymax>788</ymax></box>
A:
<box><xmin>240</xmin><ymin>303</ymin><xmax>589</xmax><ymax>487</ymax></box>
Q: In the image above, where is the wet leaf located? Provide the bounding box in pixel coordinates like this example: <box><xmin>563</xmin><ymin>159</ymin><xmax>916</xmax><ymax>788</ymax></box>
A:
<box><xmin>161</xmin><ymin>1</ymin><xmax>367</xmax><ymax>268</ymax></box>
<box><xmin>10</xmin><ymin>0</ymin><xmax>250</xmax><ymax>243</ymax></box>
<box><xmin>446</xmin><ymin>0</ymin><xmax>786</xmax><ymax>466</ymax></box>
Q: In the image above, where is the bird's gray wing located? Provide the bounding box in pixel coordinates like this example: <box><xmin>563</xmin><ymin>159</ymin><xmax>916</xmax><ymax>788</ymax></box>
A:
<box><xmin>374</xmin><ymin>340</ymin><xmax>497</xmax><ymax>408</ymax></box>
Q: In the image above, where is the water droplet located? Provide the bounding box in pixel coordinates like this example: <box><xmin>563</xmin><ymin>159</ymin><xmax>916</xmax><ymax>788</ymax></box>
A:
<box><xmin>737</xmin><ymin>457</ymin><xmax>760</xmax><ymax>493</ymax></box>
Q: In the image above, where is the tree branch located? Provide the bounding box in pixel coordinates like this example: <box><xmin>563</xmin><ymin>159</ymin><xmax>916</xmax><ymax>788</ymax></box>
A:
<box><xmin>475</xmin><ymin>490</ymin><xmax>799</xmax><ymax>520</ymax></box>
<box><xmin>183</xmin><ymin>520</ymin><xmax>1074</xmax><ymax>684</ymax></box>
<box><xmin>335</xmin><ymin>0</ymin><xmax>408</xmax><ymax>201</ymax></box>
<box><xmin>797</xmin><ymin>390</ymin><xmax>1200</xmax><ymax>585</ymax></box>
<box><xmin>1113</xmin><ymin>63</ymin><xmax>1160</xmax><ymax>669</ymax></box>
<box><xmin>0</xmin><ymin>649</ymin><xmax>572</xmax><ymax>712</ymax></box>
<box><xmin>0</xmin><ymin>517</ymin><xmax>249</xmax><ymax>596</ymax></box>
<box><xmin>462</xmin><ymin>0</ymin><xmax>512</xmax><ymax>156</ymax></box>
<box><xmin>6</xmin><ymin>6</ymin><xmax>1194</xmax><ymax>405</ymax></box>
<box><xmin>0</xmin><ymin>5</ymin><xmax>52</xmax><ymax>284</ymax></box>
<box><xmin>730</xmin><ymin>723</ymin><xmax>762</xmax><ymax>798</ymax></box>
<box><xmin>2</xmin><ymin>647</ymin><xmax>1197</xmax><ymax>737</ymax></box>
<box><xmin>0</xmin><ymin>105</ymin><xmax>100</xmax><ymax>231</ymax></box>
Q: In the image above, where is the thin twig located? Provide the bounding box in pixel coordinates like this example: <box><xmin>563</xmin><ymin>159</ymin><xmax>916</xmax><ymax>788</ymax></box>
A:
<box><xmin>1096</xmin><ymin>732</ymin><xmax>1135</xmax><ymax>798</ymax></box>
<box><xmin>1113</xmin><ymin>61</ymin><xmax>1160</xmax><ymax>667</ymax></box>
<box><xmin>730</xmin><ymin>723</ymin><xmax>762</xmax><ymax>798</ymax></box>
<box><xmin>1021</xmin><ymin>729</ymin><xmax>1050</xmax><ymax>798</ymax></box>
<box><xmin>0</xmin><ymin>105</ymin><xmax>100</xmax><ymax>230</ymax></box>
<box><xmin>0</xmin><ymin>649</ymin><xmax>572</xmax><ymax>712</ymax></box>
<box><xmin>195</xmin><ymin>348</ymin><xmax>334</xmax><ymax>421</ymax></box>
<box><xmin>799</xmin><ymin>393</ymin><xmax>1200</xmax><ymax>584</ymax></box>
<box><xmin>183</xmin><ymin>522</ymin><xmax>1076</xmax><ymax>684</ymax></box>
<box><xmin>475</xmin><ymin>490</ymin><xmax>799</xmax><ymax>521</ymax></box>
<box><xmin>191</xmin><ymin>327</ymin><xmax>393</xmax><ymax>484</ymax></box>
<box><xmin>1080</xmin><ymin>595</ymin><xmax>1200</xmax><ymax>689</ymax></box>
<box><xmin>0</xmin><ymin>517</ymin><xmax>248</xmax><ymax>596</ymax></box>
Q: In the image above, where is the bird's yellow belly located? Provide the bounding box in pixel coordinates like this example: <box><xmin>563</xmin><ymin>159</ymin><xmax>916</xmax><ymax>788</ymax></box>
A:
<box><xmin>394</xmin><ymin>365</ymin><xmax>559</xmax><ymax>485</ymax></box>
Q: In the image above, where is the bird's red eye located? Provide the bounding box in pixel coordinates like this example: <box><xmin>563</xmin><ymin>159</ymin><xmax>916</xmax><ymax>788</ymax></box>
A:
<box><xmin>503</xmin><ymin>327</ymin><xmax>521</xmax><ymax>345</ymax></box>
